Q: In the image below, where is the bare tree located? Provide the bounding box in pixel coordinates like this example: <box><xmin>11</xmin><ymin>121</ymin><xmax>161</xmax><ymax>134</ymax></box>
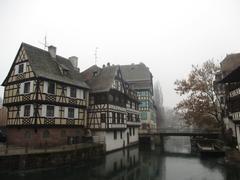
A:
<box><xmin>174</xmin><ymin>60</ymin><xmax>224</xmax><ymax>129</ymax></box>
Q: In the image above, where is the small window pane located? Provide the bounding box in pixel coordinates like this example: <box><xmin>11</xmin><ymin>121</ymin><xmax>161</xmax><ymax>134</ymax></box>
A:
<box><xmin>112</xmin><ymin>112</ymin><xmax>116</xmax><ymax>124</ymax></box>
<box><xmin>24</xmin><ymin>82</ymin><xmax>30</xmax><ymax>93</ymax></box>
<box><xmin>24</xmin><ymin>105</ymin><xmax>31</xmax><ymax>117</ymax></box>
<box><xmin>101</xmin><ymin>113</ymin><xmax>106</xmax><ymax>123</ymax></box>
<box><xmin>48</xmin><ymin>82</ymin><xmax>55</xmax><ymax>94</ymax></box>
<box><xmin>68</xmin><ymin>108</ymin><xmax>74</xmax><ymax>118</ymax></box>
<box><xmin>46</xmin><ymin>106</ymin><xmax>54</xmax><ymax>117</ymax></box>
<box><xmin>117</xmin><ymin>113</ymin><xmax>120</xmax><ymax>123</ymax></box>
<box><xmin>18</xmin><ymin>64</ymin><xmax>24</xmax><ymax>74</ymax></box>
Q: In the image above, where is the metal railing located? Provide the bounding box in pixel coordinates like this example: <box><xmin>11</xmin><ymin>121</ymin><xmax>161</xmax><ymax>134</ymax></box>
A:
<box><xmin>139</xmin><ymin>128</ymin><xmax>221</xmax><ymax>135</ymax></box>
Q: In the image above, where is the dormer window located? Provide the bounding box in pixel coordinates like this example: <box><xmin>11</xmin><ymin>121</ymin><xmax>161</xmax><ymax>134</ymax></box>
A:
<box><xmin>18</xmin><ymin>64</ymin><xmax>24</xmax><ymax>74</ymax></box>
<box><xmin>70</xmin><ymin>87</ymin><xmax>76</xmax><ymax>98</ymax></box>
<box><xmin>93</xmin><ymin>71</ymin><xmax>98</xmax><ymax>77</ymax></box>
<box><xmin>48</xmin><ymin>82</ymin><xmax>55</xmax><ymax>94</ymax></box>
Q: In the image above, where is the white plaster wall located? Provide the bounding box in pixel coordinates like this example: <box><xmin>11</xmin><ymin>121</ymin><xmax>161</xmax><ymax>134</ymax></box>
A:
<box><xmin>126</xmin><ymin>127</ymin><xmax>139</xmax><ymax>144</ymax></box>
<box><xmin>95</xmin><ymin>131</ymin><xmax>126</xmax><ymax>152</ymax></box>
<box><xmin>43</xmin><ymin>81</ymin><xmax>48</xmax><ymax>93</ymax></box>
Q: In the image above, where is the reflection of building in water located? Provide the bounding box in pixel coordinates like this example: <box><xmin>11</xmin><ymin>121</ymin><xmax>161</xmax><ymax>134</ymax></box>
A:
<box><xmin>139</xmin><ymin>150</ymin><xmax>166</xmax><ymax>180</ymax></box>
<box><xmin>92</xmin><ymin>147</ymin><xmax>140</xmax><ymax>180</ymax></box>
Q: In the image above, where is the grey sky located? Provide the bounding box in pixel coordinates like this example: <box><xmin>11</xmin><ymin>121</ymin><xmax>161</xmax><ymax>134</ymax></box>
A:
<box><xmin>1</xmin><ymin>0</ymin><xmax>240</xmax><ymax>107</ymax></box>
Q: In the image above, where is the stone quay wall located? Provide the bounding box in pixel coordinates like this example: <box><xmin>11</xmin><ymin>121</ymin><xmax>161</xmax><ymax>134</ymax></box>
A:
<box><xmin>0</xmin><ymin>143</ymin><xmax>104</xmax><ymax>172</ymax></box>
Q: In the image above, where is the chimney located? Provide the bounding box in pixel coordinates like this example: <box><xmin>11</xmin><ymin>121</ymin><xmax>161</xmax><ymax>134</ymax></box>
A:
<box><xmin>48</xmin><ymin>45</ymin><xmax>56</xmax><ymax>58</ymax></box>
<box><xmin>69</xmin><ymin>56</ymin><xmax>79</xmax><ymax>71</ymax></box>
<box><xmin>107</xmin><ymin>62</ymin><xmax>110</xmax><ymax>67</ymax></box>
<box><xmin>102</xmin><ymin>64</ymin><xmax>106</xmax><ymax>68</ymax></box>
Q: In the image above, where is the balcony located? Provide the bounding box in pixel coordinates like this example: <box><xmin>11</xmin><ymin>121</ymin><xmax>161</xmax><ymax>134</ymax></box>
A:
<box><xmin>229</xmin><ymin>88</ymin><xmax>240</xmax><ymax>98</ymax></box>
<box><xmin>3</xmin><ymin>93</ymin><xmax>35</xmax><ymax>105</ymax></box>
<box><xmin>230</xmin><ymin>112</ymin><xmax>240</xmax><ymax>121</ymax></box>
<box><xmin>41</xmin><ymin>93</ymin><xmax>87</xmax><ymax>107</ymax></box>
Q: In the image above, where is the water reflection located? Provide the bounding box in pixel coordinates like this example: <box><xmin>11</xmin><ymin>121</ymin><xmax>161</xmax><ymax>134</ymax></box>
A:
<box><xmin>1</xmin><ymin>137</ymin><xmax>240</xmax><ymax>180</ymax></box>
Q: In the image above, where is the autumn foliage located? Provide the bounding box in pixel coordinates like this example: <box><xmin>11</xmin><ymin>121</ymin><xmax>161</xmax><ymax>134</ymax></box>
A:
<box><xmin>174</xmin><ymin>60</ymin><xmax>223</xmax><ymax>129</ymax></box>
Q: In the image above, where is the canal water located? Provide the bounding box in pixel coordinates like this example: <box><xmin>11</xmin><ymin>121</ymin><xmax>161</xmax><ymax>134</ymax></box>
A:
<box><xmin>2</xmin><ymin>137</ymin><xmax>240</xmax><ymax>180</ymax></box>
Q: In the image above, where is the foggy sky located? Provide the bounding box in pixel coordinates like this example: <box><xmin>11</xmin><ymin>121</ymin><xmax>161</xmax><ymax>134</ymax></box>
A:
<box><xmin>1</xmin><ymin>0</ymin><xmax>240</xmax><ymax>107</ymax></box>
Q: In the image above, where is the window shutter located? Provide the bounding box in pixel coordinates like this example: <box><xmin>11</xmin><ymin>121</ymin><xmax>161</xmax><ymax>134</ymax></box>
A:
<box><xmin>76</xmin><ymin>89</ymin><xmax>80</xmax><ymax>99</ymax></box>
<box><xmin>23</xmin><ymin>63</ymin><xmax>26</xmax><ymax>72</ymax></box>
<box><xmin>54</xmin><ymin>106</ymin><xmax>59</xmax><ymax>117</ymax></box>
<box><xmin>30</xmin><ymin>105</ymin><xmax>34</xmax><ymax>116</ymax></box>
<box><xmin>43</xmin><ymin>81</ymin><xmax>48</xmax><ymax>93</ymax></box>
<box><xmin>30</xmin><ymin>81</ymin><xmax>34</xmax><ymax>93</ymax></box>
<box><xmin>15</xmin><ymin>65</ymin><xmax>19</xmax><ymax>75</ymax></box>
<box><xmin>66</xmin><ymin>87</ymin><xmax>70</xmax><ymax>97</ymax></box>
<box><xmin>79</xmin><ymin>89</ymin><xmax>83</xmax><ymax>99</ymax></box>
<box><xmin>20</xmin><ymin>105</ymin><xmax>24</xmax><ymax>117</ymax></box>
<box><xmin>74</xmin><ymin>108</ymin><xmax>78</xmax><ymax>119</ymax></box>
<box><xmin>19</xmin><ymin>83</ymin><xmax>24</xmax><ymax>94</ymax></box>
<box><xmin>42</xmin><ymin>105</ymin><xmax>46</xmax><ymax>117</ymax></box>
<box><xmin>64</xmin><ymin>107</ymin><xmax>68</xmax><ymax>118</ymax></box>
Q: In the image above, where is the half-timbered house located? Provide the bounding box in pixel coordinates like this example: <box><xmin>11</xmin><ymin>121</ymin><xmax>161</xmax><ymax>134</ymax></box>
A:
<box><xmin>2</xmin><ymin>43</ymin><xmax>89</xmax><ymax>147</ymax></box>
<box><xmin>120</xmin><ymin>63</ymin><xmax>156</xmax><ymax>129</ymax></box>
<box><xmin>81</xmin><ymin>64</ymin><xmax>140</xmax><ymax>151</ymax></box>
<box><xmin>220</xmin><ymin>65</ymin><xmax>240</xmax><ymax>150</ymax></box>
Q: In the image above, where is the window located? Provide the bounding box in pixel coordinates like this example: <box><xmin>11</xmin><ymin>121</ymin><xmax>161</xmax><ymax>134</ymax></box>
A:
<box><xmin>101</xmin><ymin>113</ymin><xmax>106</xmax><ymax>123</ymax></box>
<box><xmin>133</xmin><ymin>128</ymin><xmax>135</xmax><ymax>136</ymax></box>
<box><xmin>115</xmin><ymin>95</ymin><xmax>119</xmax><ymax>103</ymax></box>
<box><xmin>114</xmin><ymin>130</ymin><xmax>117</xmax><ymax>140</ymax></box>
<box><xmin>112</xmin><ymin>112</ymin><xmax>116</xmax><ymax>124</ymax></box>
<box><xmin>68</xmin><ymin>108</ymin><xmax>74</xmax><ymax>118</ymax></box>
<box><xmin>120</xmin><ymin>131</ymin><xmax>123</xmax><ymax>139</ymax></box>
<box><xmin>108</xmin><ymin>94</ymin><xmax>113</xmax><ymax>102</ymax></box>
<box><xmin>23</xmin><ymin>82</ymin><xmax>30</xmax><ymax>94</ymax></box>
<box><xmin>46</xmin><ymin>106</ymin><xmax>54</xmax><ymax>117</ymax></box>
<box><xmin>141</xmin><ymin>112</ymin><xmax>147</xmax><ymax>120</ymax></box>
<box><xmin>117</xmin><ymin>113</ymin><xmax>120</xmax><ymax>124</ymax></box>
<box><xmin>121</xmin><ymin>114</ymin><xmax>124</xmax><ymax>124</ymax></box>
<box><xmin>48</xmin><ymin>82</ymin><xmax>55</xmax><ymax>94</ymax></box>
<box><xmin>24</xmin><ymin>105</ymin><xmax>31</xmax><ymax>117</ymax></box>
<box><xmin>70</xmin><ymin>87</ymin><xmax>76</xmax><ymax>98</ymax></box>
<box><xmin>129</xmin><ymin>128</ymin><xmax>132</xmax><ymax>136</ymax></box>
<box><xmin>18</xmin><ymin>64</ymin><xmax>24</xmax><ymax>74</ymax></box>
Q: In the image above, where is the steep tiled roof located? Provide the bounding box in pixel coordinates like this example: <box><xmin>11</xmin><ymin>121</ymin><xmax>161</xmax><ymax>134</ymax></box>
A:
<box><xmin>3</xmin><ymin>43</ymin><xmax>89</xmax><ymax>89</ymax></box>
<box><xmin>120</xmin><ymin>63</ymin><xmax>152</xmax><ymax>82</ymax></box>
<box><xmin>220</xmin><ymin>53</ymin><xmax>240</xmax><ymax>74</ymax></box>
<box><xmin>81</xmin><ymin>65</ymin><xmax>118</xmax><ymax>93</ymax></box>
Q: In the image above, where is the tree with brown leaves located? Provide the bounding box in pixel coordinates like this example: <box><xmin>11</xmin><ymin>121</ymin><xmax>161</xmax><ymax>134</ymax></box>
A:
<box><xmin>174</xmin><ymin>60</ymin><xmax>223</xmax><ymax>129</ymax></box>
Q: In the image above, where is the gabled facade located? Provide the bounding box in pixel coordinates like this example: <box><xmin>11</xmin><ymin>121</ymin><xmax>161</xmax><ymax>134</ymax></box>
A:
<box><xmin>81</xmin><ymin>64</ymin><xmax>140</xmax><ymax>151</ymax></box>
<box><xmin>220</xmin><ymin>66</ymin><xmax>240</xmax><ymax>150</ymax></box>
<box><xmin>120</xmin><ymin>63</ymin><xmax>156</xmax><ymax>129</ymax></box>
<box><xmin>2</xmin><ymin>43</ymin><xmax>89</xmax><ymax>147</ymax></box>
<box><xmin>216</xmin><ymin>53</ymin><xmax>240</xmax><ymax>148</ymax></box>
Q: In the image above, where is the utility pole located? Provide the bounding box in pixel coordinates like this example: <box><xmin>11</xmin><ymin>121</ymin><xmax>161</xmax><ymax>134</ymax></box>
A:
<box><xmin>39</xmin><ymin>35</ymin><xmax>49</xmax><ymax>49</ymax></box>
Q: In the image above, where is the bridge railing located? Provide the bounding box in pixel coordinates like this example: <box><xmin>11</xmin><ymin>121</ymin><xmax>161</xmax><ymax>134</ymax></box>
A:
<box><xmin>139</xmin><ymin>128</ymin><xmax>221</xmax><ymax>134</ymax></box>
